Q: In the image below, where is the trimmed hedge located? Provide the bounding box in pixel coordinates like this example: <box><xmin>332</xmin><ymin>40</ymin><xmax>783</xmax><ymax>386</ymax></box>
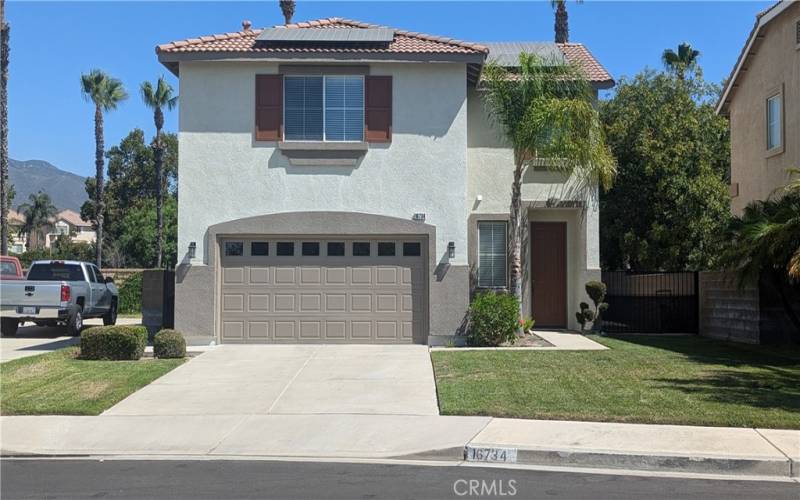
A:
<box><xmin>80</xmin><ymin>326</ymin><xmax>148</xmax><ymax>361</ymax></box>
<box><xmin>153</xmin><ymin>329</ymin><xmax>186</xmax><ymax>359</ymax></box>
<box><xmin>117</xmin><ymin>272</ymin><xmax>143</xmax><ymax>315</ymax></box>
<box><xmin>468</xmin><ymin>291</ymin><xmax>520</xmax><ymax>347</ymax></box>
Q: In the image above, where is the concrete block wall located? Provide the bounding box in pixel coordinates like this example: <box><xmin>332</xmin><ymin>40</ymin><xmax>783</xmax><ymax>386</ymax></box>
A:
<box><xmin>698</xmin><ymin>271</ymin><xmax>761</xmax><ymax>344</ymax></box>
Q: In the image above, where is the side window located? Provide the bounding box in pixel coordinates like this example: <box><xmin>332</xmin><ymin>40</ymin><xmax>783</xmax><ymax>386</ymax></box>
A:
<box><xmin>93</xmin><ymin>266</ymin><xmax>105</xmax><ymax>283</ymax></box>
<box><xmin>87</xmin><ymin>265</ymin><xmax>100</xmax><ymax>283</ymax></box>
<box><xmin>766</xmin><ymin>93</ymin><xmax>782</xmax><ymax>151</ymax></box>
<box><xmin>478</xmin><ymin>222</ymin><xmax>508</xmax><ymax>288</ymax></box>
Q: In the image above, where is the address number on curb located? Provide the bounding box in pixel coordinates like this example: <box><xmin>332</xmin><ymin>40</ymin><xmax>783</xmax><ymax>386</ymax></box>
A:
<box><xmin>465</xmin><ymin>446</ymin><xmax>518</xmax><ymax>463</ymax></box>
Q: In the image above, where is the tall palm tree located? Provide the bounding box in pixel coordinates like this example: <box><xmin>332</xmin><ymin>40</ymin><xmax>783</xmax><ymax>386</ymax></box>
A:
<box><xmin>482</xmin><ymin>54</ymin><xmax>616</xmax><ymax>321</ymax></box>
<box><xmin>0</xmin><ymin>0</ymin><xmax>10</xmax><ymax>256</ymax></box>
<box><xmin>17</xmin><ymin>192</ymin><xmax>56</xmax><ymax>251</ymax></box>
<box><xmin>662</xmin><ymin>42</ymin><xmax>700</xmax><ymax>80</ymax></box>
<box><xmin>551</xmin><ymin>0</ymin><xmax>582</xmax><ymax>44</ymax></box>
<box><xmin>140</xmin><ymin>76</ymin><xmax>177</xmax><ymax>268</ymax></box>
<box><xmin>279</xmin><ymin>0</ymin><xmax>295</xmax><ymax>24</ymax></box>
<box><xmin>80</xmin><ymin>69</ymin><xmax>127</xmax><ymax>267</ymax></box>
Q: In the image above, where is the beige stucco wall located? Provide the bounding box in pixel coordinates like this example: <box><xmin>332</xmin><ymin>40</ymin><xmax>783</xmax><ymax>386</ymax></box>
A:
<box><xmin>729</xmin><ymin>1</ymin><xmax>800</xmax><ymax>214</ymax></box>
<box><xmin>466</xmin><ymin>87</ymin><xmax>601</xmax><ymax>329</ymax></box>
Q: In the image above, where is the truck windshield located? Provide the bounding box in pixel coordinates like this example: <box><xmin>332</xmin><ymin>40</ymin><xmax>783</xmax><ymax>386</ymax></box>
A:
<box><xmin>27</xmin><ymin>263</ymin><xmax>84</xmax><ymax>281</ymax></box>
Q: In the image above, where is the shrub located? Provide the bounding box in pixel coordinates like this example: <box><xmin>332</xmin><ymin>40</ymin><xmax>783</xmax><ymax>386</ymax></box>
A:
<box><xmin>80</xmin><ymin>325</ymin><xmax>148</xmax><ymax>360</ymax></box>
<box><xmin>576</xmin><ymin>281</ymin><xmax>610</xmax><ymax>332</ymax></box>
<box><xmin>117</xmin><ymin>272</ymin><xmax>143</xmax><ymax>315</ymax></box>
<box><xmin>468</xmin><ymin>291</ymin><xmax>520</xmax><ymax>346</ymax></box>
<box><xmin>154</xmin><ymin>329</ymin><xmax>186</xmax><ymax>359</ymax></box>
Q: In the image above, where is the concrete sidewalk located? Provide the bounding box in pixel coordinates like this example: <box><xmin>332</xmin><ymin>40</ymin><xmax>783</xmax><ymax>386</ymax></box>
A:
<box><xmin>2</xmin><ymin>415</ymin><xmax>797</xmax><ymax>478</ymax></box>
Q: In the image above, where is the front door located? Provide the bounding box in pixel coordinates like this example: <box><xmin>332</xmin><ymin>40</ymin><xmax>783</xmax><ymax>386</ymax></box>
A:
<box><xmin>531</xmin><ymin>222</ymin><xmax>567</xmax><ymax>328</ymax></box>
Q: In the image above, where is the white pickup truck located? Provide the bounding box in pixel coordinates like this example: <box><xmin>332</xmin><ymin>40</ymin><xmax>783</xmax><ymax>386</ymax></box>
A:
<box><xmin>0</xmin><ymin>260</ymin><xmax>119</xmax><ymax>337</ymax></box>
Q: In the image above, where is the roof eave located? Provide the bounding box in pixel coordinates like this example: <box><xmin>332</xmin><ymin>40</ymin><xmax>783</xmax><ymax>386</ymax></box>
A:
<box><xmin>715</xmin><ymin>0</ymin><xmax>792</xmax><ymax>115</ymax></box>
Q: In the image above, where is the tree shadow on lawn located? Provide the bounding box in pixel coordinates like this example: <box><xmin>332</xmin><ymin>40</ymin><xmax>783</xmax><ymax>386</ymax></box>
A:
<box><xmin>651</xmin><ymin>366</ymin><xmax>800</xmax><ymax>415</ymax></box>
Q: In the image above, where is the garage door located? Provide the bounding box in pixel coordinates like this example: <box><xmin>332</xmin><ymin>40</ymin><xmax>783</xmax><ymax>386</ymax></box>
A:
<box><xmin>219</xmin><ymin>238</ymin><xmax>427</xmax><ymax>343</ymax></box>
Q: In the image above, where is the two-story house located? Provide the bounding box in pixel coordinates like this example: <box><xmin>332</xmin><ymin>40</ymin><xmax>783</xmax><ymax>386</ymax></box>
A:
<box><xmin>717</xmin><ymin>0</ymin><xmax>799</xmax><ymax>214</ymax></box>
<box><xmin>156</xmin><ymin>17</ymin><xmax>613</xmax><ymax>345</ymax></box>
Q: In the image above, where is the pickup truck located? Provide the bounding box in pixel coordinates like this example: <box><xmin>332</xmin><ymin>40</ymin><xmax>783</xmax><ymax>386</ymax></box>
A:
<box><xmin>0</xmin><ymin>260</ymin><xmax>119</xmax><ymax>337</ymax></box>
<box><xmin>0</xmin><ymin>256</ymin><xmax>24</xmax><ymax>280</ymax></box>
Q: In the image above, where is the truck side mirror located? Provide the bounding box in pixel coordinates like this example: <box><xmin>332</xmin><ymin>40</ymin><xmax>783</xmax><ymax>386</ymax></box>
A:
<box><xmin>104</xmin><ymin>276</ymin><xmax>114</xmax><ymax>284</ymax></box>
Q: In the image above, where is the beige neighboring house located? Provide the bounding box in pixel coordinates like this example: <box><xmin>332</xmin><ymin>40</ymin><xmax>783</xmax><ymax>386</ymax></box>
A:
<box><xmin>43</xmin><ymin>209</ymin><xmax>96</xmax><ymax>248</ymax></box>
<box><xmin>6</xmin><ymin>209</ymin><xmax>27</xmax><ymax>254</ymax></box>
<box><xmin>717</xmin><ymin>0</ymin><xmax>800</xmax><ymax>214</ymax></box>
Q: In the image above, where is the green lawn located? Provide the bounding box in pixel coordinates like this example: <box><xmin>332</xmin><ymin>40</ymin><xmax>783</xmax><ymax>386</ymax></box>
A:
<box><xmin>431</xmin><ymin>335</ymin><xmax>800</xmax><ymax>429</ymax></box>
<box><xmin>1</xmin><ymin>347</ymin><xmax>184</xmax><ymax>415</ymax></box>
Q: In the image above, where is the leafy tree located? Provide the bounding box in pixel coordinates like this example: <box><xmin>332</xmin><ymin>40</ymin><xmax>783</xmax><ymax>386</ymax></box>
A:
<box><xmin>600</xmin><ymin>70</ymin><xmax>731</xmax><ymax>271</ymax></box>
<box><xmin>551</xmin><ymin>0</ymin><xmax>582</xmax><ymax>43</ymax></box>
<box><xmin>81</xmin><ymin>129</ymin><xmax>177</xmax><ymax>254</ymax></box>
<box><xmin>140</xmin><ymin>76</ymin><xmax>177</xmax><ymax>268</ymax></box>
<box><xmin>279</xmin><ymin>0</ymin><xmax>295</xmax><ymax>24</ymax></box>
<box><xmin>80</xmin><ymin>69</ymin><xmax>128</xmax><ymax>267</ymax></box>
<box><xmin>662</xmin><ymin>42</ymin><xmax>701</xmax><ymax>80</ymax></box>
<box><xmin>0</xmin><ymin>0</ymin><xmax>9</xmax><ymax>256</ymax></box>
<box><xmin>17</xmin><ymin>191</ymin><xmax>56</xmax><ymax>251</ymax></box>
<box><xmin>116</xmin><ymin>196</ymin><xmax>178</xmax><ymax>268</ymax></box>
<box><xmin>482</xmin><ymin>53</ymin><xmax>616</xmax><ymax>320</ymax></box>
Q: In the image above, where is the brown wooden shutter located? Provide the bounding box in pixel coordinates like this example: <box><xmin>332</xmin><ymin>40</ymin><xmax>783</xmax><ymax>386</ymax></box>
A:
<box><xmin>365</xmin><ymin>76</ymin><xmax>392</xmax><ymax>143</ymax></box>
<box><xmin>255</xmin><ymin>75</ymin><xmax>282</xmax><ymax>141</ymax></box>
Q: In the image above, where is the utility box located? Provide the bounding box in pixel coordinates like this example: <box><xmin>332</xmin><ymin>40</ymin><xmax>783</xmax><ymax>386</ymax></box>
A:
<box><xmin>142</xmin><ymin>269</ymin><xmax>175</xmax><ymax>337</ymax></box>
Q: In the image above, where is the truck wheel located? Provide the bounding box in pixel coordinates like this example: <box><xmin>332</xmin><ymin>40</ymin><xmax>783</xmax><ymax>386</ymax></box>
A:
<box><xmin>66</xmin><ymin>306</ymin><xmax>83</xmax><ymax>337</ymax></box>
<box><xmin>103</xmin><ymin>301</ymin><xmax>118</xmax><ymax>326</ymax></box>
<box><xmin>1</xmin><ymin>318</ymin><xmax>18</xmax><ymax>337</ymax></box>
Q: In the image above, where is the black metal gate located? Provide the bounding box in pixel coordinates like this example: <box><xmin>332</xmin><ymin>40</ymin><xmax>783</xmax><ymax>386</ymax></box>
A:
<box><xmin>600</xmin><ymin>271</ymin><xmax>698</xmax><ymax>334</ymax></box>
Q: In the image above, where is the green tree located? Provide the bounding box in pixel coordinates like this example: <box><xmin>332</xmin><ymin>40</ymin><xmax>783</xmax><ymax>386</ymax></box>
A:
<box><xmin>116</xmin><ymin>196</ymin><xmax>178</xmax><ymax>268</ymax></box>
<box><xmin>279</xmin><ymin>0</ymin><xmax>295</xmax><ymax>24</ymax></box>
<box><xmin>551</xmin><ymin>0</ymin><xmax>582</xmax><ymax>43</ymax></box>
<box><xmin>482</xmin><ymin>54</ymin><xmax>616</xmax><ymax>319</ymax></box>
<box><xmin>17</xmin><ymin>191</ymin><xmax>56</xmax><ymax>251</ymax></box>
<box><xmin>0</xmin><ymin>0</ymin><xmax>9</xmax><ymax>256</ymax></box>
<box><xmin>140</xmin><ymin>76</ymin><xmax>177</xmax><ymax>268</ymax></box>
<box><xmin>600</xmin><ymin>70</ymin><xmax>731</xmax><ymax>271</ymax></box>
<box><xmin>80</xmin><ymin>69</ymin><xmax>128</xmax><ymax>267</ymax></box>
<box><xmin>662</xmin><ymin>42</ymin><xmax>701</xmax><ymax>80</ymax></box>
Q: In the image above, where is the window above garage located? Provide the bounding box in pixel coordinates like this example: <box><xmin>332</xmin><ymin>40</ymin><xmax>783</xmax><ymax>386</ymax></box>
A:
<box><xmin>284</xmin><ymin>75</ymin><xmax>365</xmax><ymax>142</ymax></box>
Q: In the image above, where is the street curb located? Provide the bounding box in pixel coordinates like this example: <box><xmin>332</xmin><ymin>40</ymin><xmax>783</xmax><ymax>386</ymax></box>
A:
<box><xmin>465</xmin><ymin>445</ymin><xmax>794</xmax><ymax>478</ymax></box>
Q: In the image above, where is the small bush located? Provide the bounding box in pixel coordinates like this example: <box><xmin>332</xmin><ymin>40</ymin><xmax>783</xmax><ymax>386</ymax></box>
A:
<box><xmin>154</xmin><ymin>329</ymin><xmax>186</xmax><ymax>359</ymax></box>
<box><xmin>118</xmin><ymin>272</ymin><xmax>143</xmax><ymax>315</ymax></box>
<box><xmin>468</xmin><ymin>291</ymin><xmax>520</xmax><ymax>347</ymax></box>
<box><xmin>80</xmin><ymin>325</ymin><xmax>148</xmax><ymax>360</ymax></box>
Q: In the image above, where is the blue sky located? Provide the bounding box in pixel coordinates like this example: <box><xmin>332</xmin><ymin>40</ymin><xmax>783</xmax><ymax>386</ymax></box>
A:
<box><xmin>7</xmin><ymin>0</ymin><xmax>771</xmax><ymax>177</ymax></box>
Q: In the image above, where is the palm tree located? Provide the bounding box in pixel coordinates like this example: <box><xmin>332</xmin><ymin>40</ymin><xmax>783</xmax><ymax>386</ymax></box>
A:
<box><xmin>80</xmin><ymin>69</ymin><xmax>127</xmax><ymax>267</ymax></box>
<box><xmin>482</xmin><ymin>54</ymin><xmax>616</xmax><ymax>321</ymax></box>
<box><xmin>279</xmin><ymin>0</ymin><xmax>295</xmax><ymax>24</ymax></box>
<box><xmin>662</xmin><ymin>42</ymin><xmax>700</xmax><ymax>80</ymax></box>
<box><xmin>551</xmin><ymin>0</ymin><xmax>582</xmax><ymax>44</ymax></box>
<box><xmin>17</xmin><ymin>192</ymin><xmax>56</xmax><ymax>251</ymax></box>
<box><xmin>723</xmin><ymin>191</ymin><xmax>800</xmax><ymax>342</ymax></box>
<box><xmin>141</xmin><ymin>76</ymin><xmax>177</xmax><ymax>269</ymax></box>
<box><xmin>1</xmin><ymin>0</ymin><xmax>10</xmax><ymax>256</ymax></box>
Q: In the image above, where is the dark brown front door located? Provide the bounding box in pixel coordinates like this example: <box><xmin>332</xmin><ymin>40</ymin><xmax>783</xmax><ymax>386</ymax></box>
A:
<box><xmin>531</xmin><ymin>222</ymin><xmax>567</xmax><ymax>328</ymax></box>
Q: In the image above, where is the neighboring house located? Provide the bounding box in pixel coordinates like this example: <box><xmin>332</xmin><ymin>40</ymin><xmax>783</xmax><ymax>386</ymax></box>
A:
<box><xmin>156</xmin><ymin>17</ymin><xmax>613</xmax><ymax>345</ymax></box>
<box><xmin>6</xmin><ymin>210</ymin><xmax>27</xmax><ymax>254</ymax></box>
<box><xmin>717</xmin><ymin>0</ymin><xmax>800</xmax><ymax>214</ymax></box>
<box><xmin>21</xmin><ymin>209</ymin><xmax>96</xmax><ymax>250</ymax></box>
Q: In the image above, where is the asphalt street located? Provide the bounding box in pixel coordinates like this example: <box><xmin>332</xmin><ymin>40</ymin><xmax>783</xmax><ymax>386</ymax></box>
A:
<box><xmin>1</xmin><ymin>459</ymin><xmax>797</xmax><ymax>500</ymax></box>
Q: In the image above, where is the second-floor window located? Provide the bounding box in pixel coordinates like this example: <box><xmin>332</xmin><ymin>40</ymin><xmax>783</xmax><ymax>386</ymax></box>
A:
<box><xmin>284</xmin><ymin>75</ymin><xmax>364</xmax><ymax>142</ymax></box>
<box><xmin>766</xmin><ymin>93</ymin><xmax>782</xmax><ymax>151</ymax></box>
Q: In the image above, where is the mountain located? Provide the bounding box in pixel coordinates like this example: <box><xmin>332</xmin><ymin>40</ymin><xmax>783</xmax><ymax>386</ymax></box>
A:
<box><xmin>8</xmin><ymin>159</ymin><xmax>89</xmax><ymax>212</ymax></box>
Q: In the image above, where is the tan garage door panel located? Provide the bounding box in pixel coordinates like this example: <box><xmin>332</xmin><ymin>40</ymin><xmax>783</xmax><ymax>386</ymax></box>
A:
<box><xmin>219</xmin><ymin>238</ymin><xmax>426</xmax><ymax>343</ymax></box>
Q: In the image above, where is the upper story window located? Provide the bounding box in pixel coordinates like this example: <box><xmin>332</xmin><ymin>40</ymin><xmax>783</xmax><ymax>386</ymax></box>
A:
<box><xmin>284</xmin><ymin>75</ymin><xmax>364</xmax><ymax>142</ymax></box>
<box><xmin>766</xmin><ymin>93</ymin><xmax>782</xmax><ymax>151</ymax></box>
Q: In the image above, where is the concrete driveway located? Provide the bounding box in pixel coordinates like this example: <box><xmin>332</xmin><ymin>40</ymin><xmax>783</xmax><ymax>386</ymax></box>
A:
<box><xmin>0</xmin><ymin>317</ymin><xmax>142</xmax><ymax>362</ymax></box>
<box><xmin>104</xmin><ymin>345</ymin><xmax>439</xmax><ymax>416</ymax></box>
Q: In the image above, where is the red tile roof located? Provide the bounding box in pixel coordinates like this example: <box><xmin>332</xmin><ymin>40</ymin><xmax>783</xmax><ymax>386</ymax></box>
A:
<box><xmin>557</xmin><ymin>43</ymin><xmax>613</xmax><ymax>85</ymax></box>
<box><xmin>157</xmin><ymin>17</ymin><xmax>488</xmax><ymax>56</ymax></box>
